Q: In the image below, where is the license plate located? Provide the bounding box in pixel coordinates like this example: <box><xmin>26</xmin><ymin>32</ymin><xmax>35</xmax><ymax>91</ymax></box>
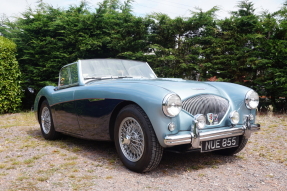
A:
<box><xmin>201</xmin><ymin>136</ymin><xmax>239</xmax><ymax>152</ymax></box>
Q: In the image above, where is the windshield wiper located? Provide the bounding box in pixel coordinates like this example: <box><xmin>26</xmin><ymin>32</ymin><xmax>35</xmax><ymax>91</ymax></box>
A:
<box><xmin>84</xmin><ymin>76</ymin><xmax>133</xmax><ymax>80</ymax></box>
<box><xmin>116</xmin><ymin>76</ymin><xmax>133</xmax><ymax>79</ymax></box>
<box><xmin>84</xmin><ymin>77</ymin><xmax>111</xmax><ymax>80</ymax></box>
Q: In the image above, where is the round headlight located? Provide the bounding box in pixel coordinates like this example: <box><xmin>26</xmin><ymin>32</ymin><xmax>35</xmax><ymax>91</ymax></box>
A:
<box><xmin>162</xmin><ymin>94</ymin><xmax>182</xmax><ymax>117</ymax></box>
<box><xmin>194</xmin><ymin>114</ymin><xmax>206</xmax><ymax>129</ymax></box>
<box><xmin>245</xmin><ymin>90</ymin><xmax>259</xmax><ymax>109</ymax></box>
<box><xmin>230</xmin><ymin>111</ymin><xmax>240</xmax><ymax>125</ymax></box>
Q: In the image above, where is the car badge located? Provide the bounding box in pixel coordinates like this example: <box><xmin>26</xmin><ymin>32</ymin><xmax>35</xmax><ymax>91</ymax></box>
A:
<box><xmin>213</xmin><ymin>114</ymin><xmax>219</xmax><ymax>124</ymax></box>
<box><xmin>207</xmin><ymin>113</ymin><xmax>213</xmax><ymax>124</ymax></box>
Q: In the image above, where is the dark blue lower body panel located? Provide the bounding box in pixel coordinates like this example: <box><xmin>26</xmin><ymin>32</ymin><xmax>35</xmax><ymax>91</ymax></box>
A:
<box><xmin>51</xmin><ymin>99</ymin><xmax>123</xmax><ymax>140</ymax></box>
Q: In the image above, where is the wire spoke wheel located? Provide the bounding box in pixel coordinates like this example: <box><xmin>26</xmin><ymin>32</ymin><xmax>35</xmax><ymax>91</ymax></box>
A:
<box><xmin>119</xmin><ymin>117</ymin><xmax>145</xmax><ymax>162</ymax></box>
<box><xmin>39</xmin><ymin>100</ymin><xmax>61</xmax><ymax>140</ymax></box>
<box><xmin>114</xmin><ymin>104</ymin><xmax>163</xmax><ymax>172</ymax></box>
<box><xmin>41</xmin><ymin>106</ymin><xmax>51</xmax><ymax>134</ymax></box>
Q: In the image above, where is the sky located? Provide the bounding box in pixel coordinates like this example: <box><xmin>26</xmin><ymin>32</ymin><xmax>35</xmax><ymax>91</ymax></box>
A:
<box><xmin>0</xmin><ymin>0</ymin><xmax>285</xmax><ymax>20</ymax></box>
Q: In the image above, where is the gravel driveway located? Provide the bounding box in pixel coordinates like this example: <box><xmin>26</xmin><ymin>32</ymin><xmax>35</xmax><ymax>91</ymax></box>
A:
<box><xmin>0</xmin><ymin>113</ymin><xmax>286</xmax><ymax>190</ymax></box>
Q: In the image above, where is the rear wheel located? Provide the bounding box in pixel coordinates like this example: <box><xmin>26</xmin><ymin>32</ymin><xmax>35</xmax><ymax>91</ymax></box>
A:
<box><xmin>214</xmin><ymin>136</ymin><xmax>248</xmax><ymax>156</ymax></box>
<box><xmin>114</xmin><ymin>104</ymin><xmax>163</xmax><ymax>172</ymax></box>
<box><xmin>39</xmin><ymin>100</ymin><xmax>61</xmax><ymax>140</ymax></box>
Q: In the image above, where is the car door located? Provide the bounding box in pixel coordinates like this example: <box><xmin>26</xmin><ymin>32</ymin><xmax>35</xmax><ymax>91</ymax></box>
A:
<box><xmin>52</xmin><ymin>63</ymin><xmax>82</xmax><ymax>136</ymax></box>
<box><xmin>74</xmin><ymin>89</ymin><xmax>122</xmax><ymax>140</ymax></box>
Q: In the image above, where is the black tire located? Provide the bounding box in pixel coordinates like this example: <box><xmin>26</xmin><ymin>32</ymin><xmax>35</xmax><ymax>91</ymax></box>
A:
<box><xmin>114</xmin><ymin>104</ymin><xmax>163</xmax><ymax>172</ymax></box>
<box><xmin>214</xmin><ymin>136</ymin><xmax>248</xmax><ymax>156</ymax></box>
<box><xmin>39</xmin><ymin>100</ymin><xmax>61</xmax><ymax>140</ymax></box>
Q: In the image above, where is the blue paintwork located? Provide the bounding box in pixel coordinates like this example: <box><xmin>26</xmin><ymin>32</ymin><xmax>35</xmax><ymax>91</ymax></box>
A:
<box><xmin>34</xmin><ymin>59</ymin><xmax>258</xmax><ymax>148</ymax></box>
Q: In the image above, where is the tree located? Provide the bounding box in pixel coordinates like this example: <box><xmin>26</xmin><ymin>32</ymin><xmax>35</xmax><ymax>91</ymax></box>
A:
<box><xmin>125</xmin><ymin>7</ymin><xmax>220</xmax><ymax>79</ymax></box>
<box><xmin>253</xmin><ymin>2</ymin><xmax>287</xmax><ymax>111</ymax></box>
<box><xmin>1</xmin><ymin>0</ymin><xmax>287</xmax><ymax>111</ymax></box>
<box><xmin>203</xmin><ymin>0</ymin><xmax>260</xmax><ymax>83</ymax></box>
<box><xmin>0</xmin><ymin>36</ymin><xmax>22</xmax><ymax>113</ymax></box>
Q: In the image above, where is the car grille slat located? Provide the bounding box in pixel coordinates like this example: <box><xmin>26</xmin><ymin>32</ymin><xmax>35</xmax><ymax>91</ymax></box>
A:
<box><xmin>182</xmin><ymin>95</ymin><xmax>229</xmax><ymax>125</ymax></box>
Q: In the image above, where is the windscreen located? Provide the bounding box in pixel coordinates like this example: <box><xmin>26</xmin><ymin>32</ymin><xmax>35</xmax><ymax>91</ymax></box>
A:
<box><xmin>80</xmin><ymin>59</ymin><xmax>157</xmax><ymax>80</ymax></box>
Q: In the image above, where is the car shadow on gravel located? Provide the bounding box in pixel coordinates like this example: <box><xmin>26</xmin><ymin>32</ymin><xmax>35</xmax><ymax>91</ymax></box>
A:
<box><xmin>26</xmin><ymin>128</ymin><xmax>243</xmax><ymax>175</ymax></box>
<box><xmin>157</xmin><ymin>151</ymin><xmax>241</xmax><ymax>175</ymax></box>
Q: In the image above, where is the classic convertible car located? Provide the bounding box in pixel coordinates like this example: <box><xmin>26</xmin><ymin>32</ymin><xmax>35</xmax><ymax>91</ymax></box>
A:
<box><xmin>34</xmin><ymin>59</ymin><xmax>260</xmax><ymax>172</ymax></box>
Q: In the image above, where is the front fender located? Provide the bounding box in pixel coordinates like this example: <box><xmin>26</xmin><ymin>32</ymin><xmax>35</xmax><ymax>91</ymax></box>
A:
<box><xmin>73</xmin><ymin>82</ymin><xmax>178</xmax><ymax>147</ymax></box>
<box><xmin>34</xmin><ymin>86</ymin><xmax>56</xmax><ymax>122</ymax></box>
<box><xmin>205</xmin><ymin>82</ymin><xmax>257</xmax><ymax>123</ymax></box>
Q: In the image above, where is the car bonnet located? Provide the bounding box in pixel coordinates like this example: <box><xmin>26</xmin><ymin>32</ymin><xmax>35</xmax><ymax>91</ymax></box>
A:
<box><xmin>120</xmin><ymin>78</ymin><xmax>222</xmax><ymax>100</ymax></box>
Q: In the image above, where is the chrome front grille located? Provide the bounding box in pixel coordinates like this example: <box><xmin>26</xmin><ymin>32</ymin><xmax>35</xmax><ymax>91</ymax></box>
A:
<box><xmin>182</xmin><ymin>95</ymin><xmax>229</xmax><ymax>125</ymax></box>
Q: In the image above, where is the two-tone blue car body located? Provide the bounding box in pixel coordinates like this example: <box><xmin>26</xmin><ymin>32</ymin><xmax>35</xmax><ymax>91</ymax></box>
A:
<box><xmin>34</xmin><ymin>59</ymin><xmax>260</xmax><ymax>172</ymax></box>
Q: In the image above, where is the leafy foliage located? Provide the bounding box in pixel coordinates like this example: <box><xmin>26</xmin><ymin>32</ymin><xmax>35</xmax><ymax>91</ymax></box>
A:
<box><xmin>0</xmin><ymin>0</ymin><xmax>286</xmax><ymax>111</ymax></box>
<box><xmin>0</xmin><ymin>36</ymin><xmax>22</xmax><ymax>113</ymax></box>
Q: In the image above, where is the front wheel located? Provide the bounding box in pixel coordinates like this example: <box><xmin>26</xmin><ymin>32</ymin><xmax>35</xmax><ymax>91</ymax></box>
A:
<box><xmin>39</xmin><ymin>100</ymin><xmax>61</xmax><ymax>140</ymax></box>
<box><xmin>114</xmin><ymin>104</ymin><xmax>163</xmax><ymax>172</ymax></box>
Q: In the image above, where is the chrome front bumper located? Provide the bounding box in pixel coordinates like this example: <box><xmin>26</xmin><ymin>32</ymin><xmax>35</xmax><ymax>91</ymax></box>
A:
<box><xmin>164</xmin><ymin>123</ymin><xmax>260</xmax><ymax>147</ymax></box>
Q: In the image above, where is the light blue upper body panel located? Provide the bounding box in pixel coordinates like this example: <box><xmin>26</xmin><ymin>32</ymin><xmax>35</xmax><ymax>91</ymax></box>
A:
<box><xmin>34</xmin><ymin>59</ymin><xmax>257</xmax><ymax>147</ymax></box>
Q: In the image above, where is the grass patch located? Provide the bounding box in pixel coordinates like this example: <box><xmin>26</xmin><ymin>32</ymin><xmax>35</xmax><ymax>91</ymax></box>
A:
<box><xmin>0</xmin><ymin>112</ymin><xmax>38</xmax><ymax>128</ymax></box>
<box><xmin>252</xmin><ymin>114</ymin><xmax>287</xmax><ymax>164</ymax></box>
<box><xmin>79</xmin><ymin>175</ymin><xmax>97</xmax><ymax>180</ymax></box>
<box><xmin>32</xmin><ymin>155</ymin><xmax>43</xmax><ymax>160</ymax></box>
<box><xmin>17</xmin><ymin>175</ymin><xmax>30</xmax><ymax>181</ymax></box>
<box><xmin>188</xmin><ymin>164</ymin><xmax>205</xmax><ymax>170</ymax></box>
<box><xmin>8</xmin><ymin>181</ymin><xmax>38</xmax><ymax>191</ymax></box>
<box><xmin>11</xmin><ymin>161</ymin><xmax>21</xmax><ymax>165</ymax></box>
<box><xmin>0</xmin><ymin>172</ymin><xmax>8</xmax><ymax>176</ymax></box>
<box><xmin>19</xmin><ymin>143</ymin><xmax>39</xmax><ymax>150</ymax></box>
<box><xmin>236</xmin><ymin>155</ymin><xmax>245</xmax><ymax>160</ymax></box>
<box><xmin>70</xmin><ymin>146</ymin><xmax>82</xmax><ymax>152</ymax></box>
<box><xmin>0</xmin><ymin>147</ymin><xmax>6</xmax><ymax>152</ymax></box>
<box><xmin>94</xmin><ymin>164</ymin><xmax>103</xmax><ymax>167</ymax></box>
<box><xmin>23</xmin><ymin>158</ymin><xmax>35</xmax><ymax>165</ymax></box>
<box><xmin>0</xmin><ymin>163</ymin><xmax>7</xmax><ymax>169</ymax></box>
<box><xmin>52</xmin><ymin>149</ymin><xmax>61</xmax><ymax>154</ymax></box>
<box><xmin>37</xmin><ymin>176</ymin><xmax>49</xmax><ymax>182</ymax></box>
<box><xmin>108</xmin><ymin>159</ymin><xmax>116</xmax><ymax>165</ymax></box>
<box><xmin>198</xmin><ymin>173</ymin><xmax>206</xmax><ymax>177</ymax></box>
<box><xmin>60</xmin><ymin>161</ymin><xmax>77</xmax><ymax>169</ymax></box>
<box><xmin>69</xmin><ymin>174</ymin><xmax>76</xmax><ymax>178</ymax></box>
<box><xmin>6</xmin><ymin>166</ymin><xmax>16</xmax><ymax>170</ymax></box>
<box><xmin>65</xmin><ymin>156</ymin><xmax>78</xmax><ymax>160</ymax></box>
<box><xmin>268</xmin><ymin>124</ymin><xmax>277</xmax><ymax>128</ymax></box>
<box><xmin>211</xmin><ymin>165</ymin><xmax>219</xmax><ymax>169</ymax></box>
<box><xmin>36</xmin><ymin>167</ymin><xmax>60</xmax><ymax>178</ymax></box>
<box><xmin>71</xmin><ymin>182</ymin><xmax>94</xmax><ymax>190</ymax></box>
<box><xmin>202</xmin><ymin>159</ymin><xmax>222</xmax><ymax>166</ymax></box>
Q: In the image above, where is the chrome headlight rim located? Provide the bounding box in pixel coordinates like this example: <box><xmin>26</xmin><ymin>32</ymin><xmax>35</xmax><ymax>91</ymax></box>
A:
<box><xmin>230</xmin><ymin>110</ymin><xmax>240</xmax><ymax>125</ymax></box>
<box><xmin>162</xmin><ymin>93</ymin><xmax>182</xmax><ymax>117</ymax></box>
<box><xmin>194</xmin><ymin>114</ymin><xmax>206</xmax><ymax>129</ymax></box>
<box><xmin>245</xmin><ymin>90</ymin><xmax>259</xmax><ymax>109</ymax></box>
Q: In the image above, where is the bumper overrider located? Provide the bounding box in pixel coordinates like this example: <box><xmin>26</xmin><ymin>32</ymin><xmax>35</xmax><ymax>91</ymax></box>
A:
<box><xmin>164</xmin><ymin>115</ymin><xmax>260</xmax><ymax>148</ymax></box>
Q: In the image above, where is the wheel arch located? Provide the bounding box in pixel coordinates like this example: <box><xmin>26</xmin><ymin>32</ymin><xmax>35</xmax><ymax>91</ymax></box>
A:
<box><xmin>109</xmin><ymin>101</ymin><xmax>141</xmax><ymax>141</ymax></box>
<box><xmin>37</xmin><ymin>96</ymin><xmax>48</xmax><ymax>123</ymax></box>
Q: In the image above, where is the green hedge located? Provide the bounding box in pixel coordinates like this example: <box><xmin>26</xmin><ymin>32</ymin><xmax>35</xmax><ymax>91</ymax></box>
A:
<box><xmin>0</xmin><ymin>36</ymin><xmax>22</xmax><ymax>114</ymax></box>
